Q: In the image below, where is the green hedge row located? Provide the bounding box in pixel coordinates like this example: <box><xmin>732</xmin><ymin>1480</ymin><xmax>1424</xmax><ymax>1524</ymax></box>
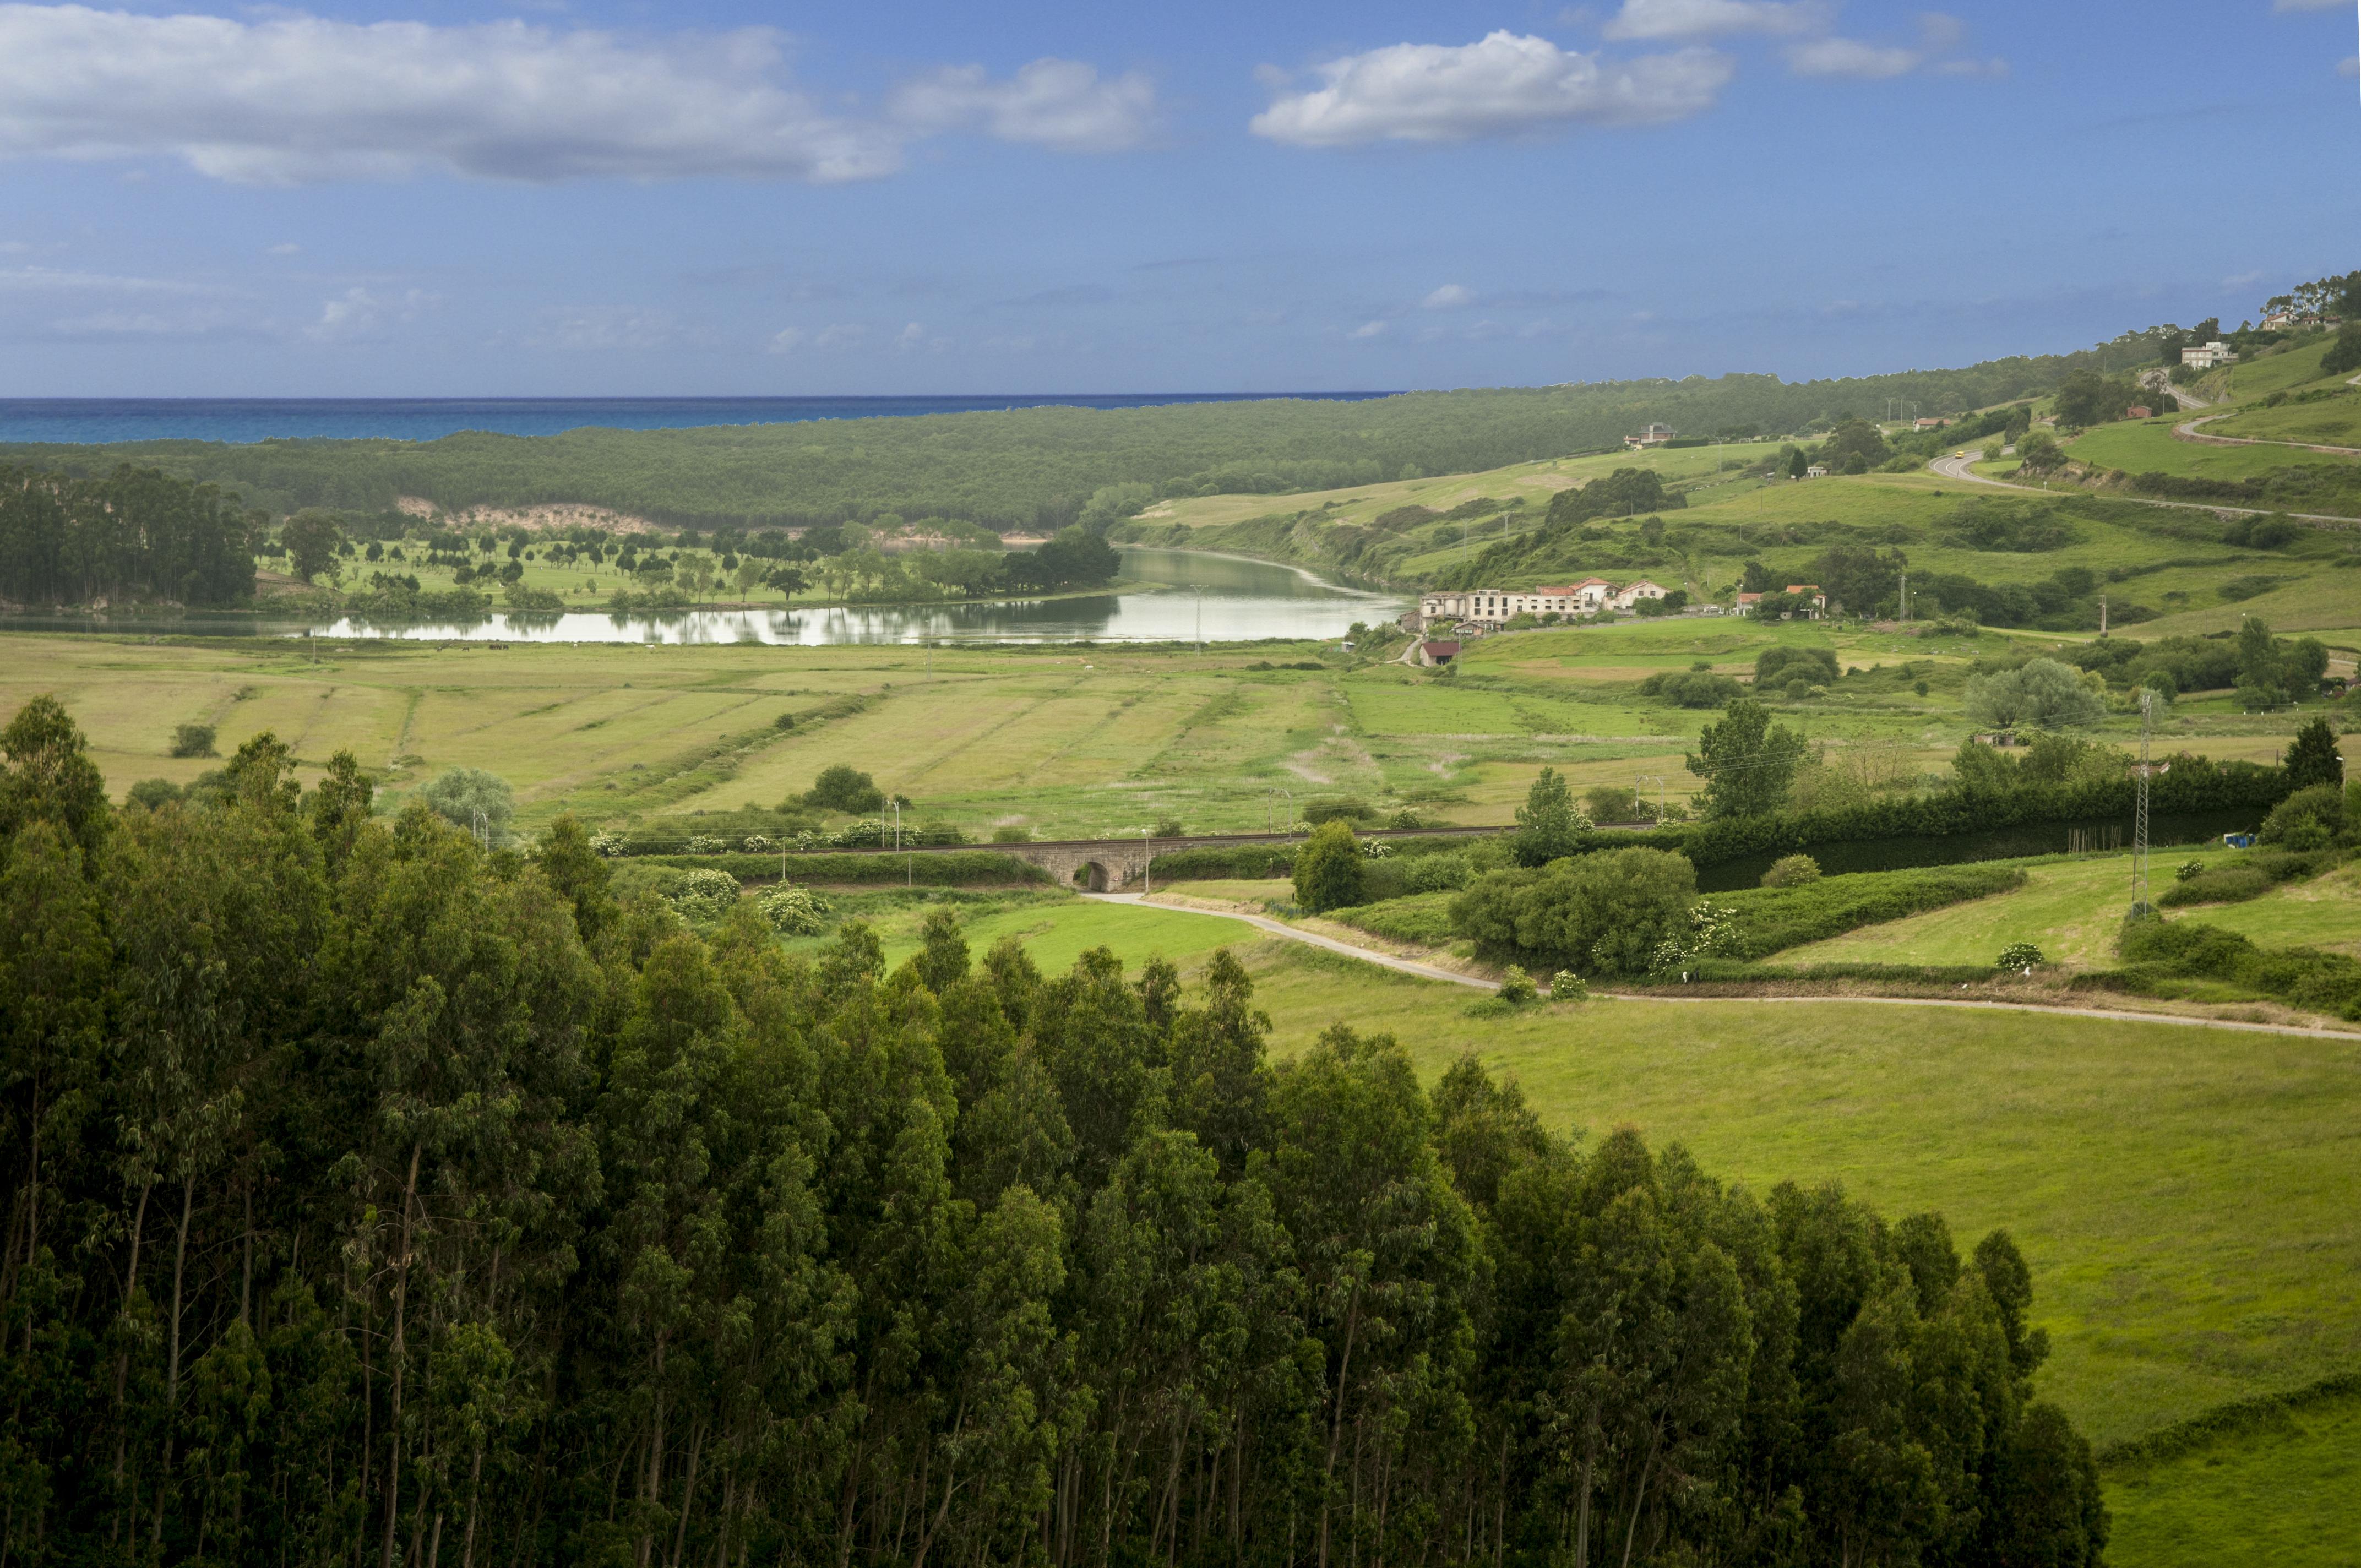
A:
<box><xmin>1670</xmin><ymin>960</ymin><xmax>2005</xmax><ymax>986</ymax></box>
<box><xmin>2095</xmin><ymin>1371</ymin><xmax>2361</xmax><ymax>1469</ymax></box>
<box><xmin>1670</xmin><ymin>761</ymin><xmax>2288</xmax><ymax>890</ymax></box>
<box><xmin>1712</xmin><ymin>865</ymin><xmax>2029</xmax><ymax>959</ymax></box>
<box><xmin>1327</xmin><ymin>892</ymin><xmax>1458</xmax><ymax>946</ymax></box>
<box><xmin>633</xmin><ymin>850</ymin><xmax>1046</xmax><ymax>886</ymax></box>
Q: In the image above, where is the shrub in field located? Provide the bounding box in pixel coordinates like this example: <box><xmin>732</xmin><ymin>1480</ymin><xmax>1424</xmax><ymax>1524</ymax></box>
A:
<box><xmin>1761</xmin><ymin>854</ymin><xmax>1821</xmax><ymax>888</ymax></box>
<box><xmin>1293</xmin><ymin>820</ymin><xmax>1365</xmax><ymax>913</ymax></box>
<box><xmin>1497</xmin><ymin>966</ymin><xmax>1539</xmax><ymax>1006</ymax></box>
<box><xmin>1511</xmin><ymin>766</ymin><xmax>1591</xmax><ymax>866</ymax></box>
<box><xmin>686</xmin><ymin>834</ymin><xmax>728</xmax><ymax>855</ymax></box>
<box><xmin>992</xmin><ymin>825</ymin><xmax>1032</xmax><ymax>842</ymax></box>
<box><xmin>1550</xmin><ymin>970</ymin><xmax>1588</xmax><ymax>1000</ymax></box>
<box><xmin>757</xmin><ymin>883</ymin><xmax>833</xmax><ymax>935</ymax></box>
<box><xmin>804</xmin><ymin>764</ymin><xmax>885</xmax><ymax>813</ymax></box>
<box><xmin>2108</xmin><ymin>918</ymin><xmax>2361</xmax><ymax>1021</ymax></box>
<box><xmin>666</xmin><ymin>868</ymin><xmax>743</xmax><ymax>922</ymax></box>
<box><xmin>1996</xmin><ymin>942</ymin><xmax>2045</xmax><ymax>969</ymax></box>
<box><xmin>1754</xmin><ymin>646</ymin><xmax>1838</xmax><ymax>688</ymax></box>
<box><xmin>742</xmin><ymin>834</ymin><xmax>774</xmax><ymax>853</ymax></box>
<box><xmin>1452</xmin><ymin>846</ymin><xmax>1695</xmax><ymax>976</ymax></box>
<box><xmin>2174</xmin><ymin>861</ymin><xmax>2204</xmax><ymax>882</ymax></box>
<box><xmin>168</xmin><ymin>721</ymin><xmax>216</xmax><ymax>758</ymax></box>
<box><xmin>590</xmin><ymin>831</ymin><xmax>627</xmax><ymax>857</ymax></box>
<box><xmin>2257</xmin><ymin>784</ymin><xmax>2343</xmax><ymax>848</ymax></box>
<box><xmin>420</xmin><ymin>766</ymin><xmax>515</xmax><ymax>845</ymax></box>
<box><xmin>2159</xmin><ymin>866</ymin><xmax>2271</xmax><ymax>906</ymax></box>
<box><xmin>1329</xmin><ymin>893</ymin><xmax>1455</xmax><ymax>946</ymax></box>
<box><xmin>1713</xmin><ymin>864</ymin><xmax>2027</xmax><ymax>957</ymax></box>
<box><xmin>1402</xmin><ymin>851</ymin><xmax>1473</xmax><ymax>894</ymax></box>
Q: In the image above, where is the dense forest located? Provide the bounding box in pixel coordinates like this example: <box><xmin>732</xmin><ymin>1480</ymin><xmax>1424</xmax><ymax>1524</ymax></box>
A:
<box><xmin>0</xmin><ymin>696</ymin><xmax>2108</xmax><ymax>1568</ymax></box>
<box><xmin>0</xmin><ymin>465</ymin><xmax>257</xmax><ymax>608</ymax></box>
<box><xmin>0</xmin><ymin>334</ymin><xmax>2168</xmax><ymax>532</ymax></box>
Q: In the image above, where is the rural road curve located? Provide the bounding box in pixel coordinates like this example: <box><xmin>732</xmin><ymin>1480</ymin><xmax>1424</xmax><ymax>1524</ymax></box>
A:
<box><xmin>1922</xmin><ymin>449</ymin><xmax>2359</xmax><ymax>527</ymax></box>
<box><xmin>1089</xmin><ymin>893</ymin><xmax>2361</xmax><ymax>1042</ymax></box>
<box><xmin>2173</xmin><ymin>409</ymin><xmax>2361</xmax><ymax>458</ymax></box>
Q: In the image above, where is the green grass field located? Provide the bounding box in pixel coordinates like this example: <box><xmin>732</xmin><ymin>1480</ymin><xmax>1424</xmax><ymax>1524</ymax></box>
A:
<box><xmin>6</xmin><ymin>608</ymin><xmax>2346</xmax><ymax>838</ymax></box>
<box><xmin>1201</xmin><ymin>943</ymin><xmax>2361</xmax><ymax>1566</ymax></box>
<box><xmin>2103</xmin><ymin>1392</ymin><xmax>2361</xmax><ymax>1568</ymax></box>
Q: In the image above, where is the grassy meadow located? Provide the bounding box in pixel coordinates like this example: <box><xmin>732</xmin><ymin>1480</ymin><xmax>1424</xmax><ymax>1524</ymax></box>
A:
<box><xmin>4</xmin><ymin>606</ymin><xmax>2350</xmax><ymax>838</ymax></box>
<box><xmin>1188</xmin><ymin>942</ymin><xmax>2361</xmax><ymax>1566</ymax></box>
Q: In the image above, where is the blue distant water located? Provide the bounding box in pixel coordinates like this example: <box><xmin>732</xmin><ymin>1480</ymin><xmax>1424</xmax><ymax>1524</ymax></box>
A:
<box><xmin>0</xmin><ymin>392</ymin><xmax>1399</xmax><ymax>447</ymax></box>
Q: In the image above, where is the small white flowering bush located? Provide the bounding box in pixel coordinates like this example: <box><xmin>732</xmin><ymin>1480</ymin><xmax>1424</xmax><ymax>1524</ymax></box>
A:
<box><xmin>666</xmin><ymin>869</ymin><xmax>742</xmax><ymax>923</ymax></box>
<box><xmin>757</xmin><ymin>884</ymin><xmax>833</xmax><ymax>936</ymax></box>
<box><xmin>686</xmin><ymin>834</ymin><xmax>728</xmax><ymax>856</ymax></box>
<box><xmin>589</xmin><ymin>831</ymin><xmax>628</xmax><ymax>858</ymax></box>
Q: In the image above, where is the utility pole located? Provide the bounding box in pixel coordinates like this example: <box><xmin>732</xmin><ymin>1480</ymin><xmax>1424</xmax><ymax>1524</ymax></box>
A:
<box><xmin>2099</xmin><ymin>596</ymin><xmax>2108</xmax><ymax>638</ymax></box>
<box><xmin>1899</xmin><ymin>571</ymin><xmax>1908</xmax><ymax>622</ymax></box>
<box><xmin>1635</xmin><ymin>774</ymin><xmax>1667</xmax><ymax>825</ymax></box>
<box><xmin>2131</xmin><ymin>690</ymin><xmax>2155</xmax><ymax>917</ymax></box>
<box><xmin>1143</xmin><ymin>828</ymin><xmax>1151</xmax><ymax>896</ymax></box>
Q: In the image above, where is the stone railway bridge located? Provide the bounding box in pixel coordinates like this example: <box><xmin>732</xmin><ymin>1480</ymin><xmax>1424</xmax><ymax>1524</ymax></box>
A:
<box><xmin>822</xmin><ymin>825</ymin><xmax>1498</xmax><ymax>891</ymax></box>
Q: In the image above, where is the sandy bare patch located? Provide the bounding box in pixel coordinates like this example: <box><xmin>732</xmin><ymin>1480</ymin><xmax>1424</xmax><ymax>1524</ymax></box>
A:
<box><xmin>395</xmin><ymin>497</ymin><xmax>662</xmax><ymax>535</ymax></box>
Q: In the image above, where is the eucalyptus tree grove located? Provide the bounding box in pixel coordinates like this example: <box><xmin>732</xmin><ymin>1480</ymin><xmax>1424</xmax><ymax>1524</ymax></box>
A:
<box><xmin>0</xmin><ymin>695</ymin><xmax>2106</xmax><ymax>1567</ymax></box>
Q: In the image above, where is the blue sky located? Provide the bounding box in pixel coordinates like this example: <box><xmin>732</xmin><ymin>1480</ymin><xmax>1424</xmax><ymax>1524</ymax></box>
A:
<box><xmin>1</xmin><ymin>0</ymin><xmax>2354</xmax><ymax>396</ymax></box>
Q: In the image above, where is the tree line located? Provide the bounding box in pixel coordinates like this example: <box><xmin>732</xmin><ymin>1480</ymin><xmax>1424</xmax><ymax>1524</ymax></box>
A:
<box><xmin>0</xmin><ymin>465</ymin><xmax>257</xmax><ymax>608</ymax></box>
<box><xmin>0</xmin><ymin>697</ymin><xmax>2109</xmax><ymax>1568</ymax></box>
<box><xmin>1</xmin><ymin>333</ymin><xmax>2172</xmax><ymax>534</ymax></box>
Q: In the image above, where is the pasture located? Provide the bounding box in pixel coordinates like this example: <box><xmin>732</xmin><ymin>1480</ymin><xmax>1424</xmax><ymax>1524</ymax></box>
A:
<box><xmin>2</xmin><ymin>612</ymin><xmax>2347</xmax><ymax>837</ymax></box>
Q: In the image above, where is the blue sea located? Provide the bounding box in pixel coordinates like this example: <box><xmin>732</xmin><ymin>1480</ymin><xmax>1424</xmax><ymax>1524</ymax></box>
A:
<box><xmin>0</xmin><ymin>392</ymin><xmax>1397</xmax><ymax>447</ymax></box>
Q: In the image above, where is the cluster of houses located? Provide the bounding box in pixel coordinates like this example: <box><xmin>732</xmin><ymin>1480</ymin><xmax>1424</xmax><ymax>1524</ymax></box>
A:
<box><xmin>1417</xmin><ymin>578</ymin><xmax>1673</xmax><ymax>630</ymax></box>
<box><xmin>1407</xmin><ymin>578</ymin><xmax>1831</xmax><ymax>662</ymax></box>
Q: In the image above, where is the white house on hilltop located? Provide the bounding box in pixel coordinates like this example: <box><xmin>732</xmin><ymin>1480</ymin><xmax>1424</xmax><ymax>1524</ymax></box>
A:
<box><xmin>2180</xmin><ymin>341</ymin><xmax>2237</xmax><ymax>370</ymax></box>
<box><xmin>1611</xmin><ymin>579</ymin><xmax>1669</xmax><ymax>612</ymax></box>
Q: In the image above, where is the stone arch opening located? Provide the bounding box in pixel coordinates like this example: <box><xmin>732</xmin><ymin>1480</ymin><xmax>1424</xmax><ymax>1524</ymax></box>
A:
<box><xmin>1071</xmin><ymin>861</ymin><xmax>1112</xmax><ymax>892</ymax></box>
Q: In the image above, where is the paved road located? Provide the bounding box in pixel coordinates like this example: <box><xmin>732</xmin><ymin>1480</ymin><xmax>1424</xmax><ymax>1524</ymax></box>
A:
<box><xmin>2173</xmin><ymin>409</ymin><xmax>2361</xmax><ymax>458</ymax></box>
<box><xmin>1094</xmin><ymin>892</ymin><xmax>2361</xmax><ymax>1041</ymax></box>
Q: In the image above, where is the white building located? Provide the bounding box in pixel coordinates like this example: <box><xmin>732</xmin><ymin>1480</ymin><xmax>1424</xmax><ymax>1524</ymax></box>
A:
<box><xmin>1419</xmin><ymin>578</ymin><xmax>1623</xmax><ymax>629</ymax></box>
<box><xmin>1611</xmin><ymin>579</ymin><xmax>1669</xmax><ymax>612</ymax></box>
<box><xmin>1623</xmin><ymin>422</ymin><xmax>1675</xmax><ymax>450</ymax></box>
<box><xmin>2181</xmin><ymin>341</ymin><xmax>2238</xmax><ymax>370</ymax></box>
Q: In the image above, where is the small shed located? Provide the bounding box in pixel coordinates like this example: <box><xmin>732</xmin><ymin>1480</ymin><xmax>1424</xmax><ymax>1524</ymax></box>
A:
<box><xmin>1418</xmin><ymin>639</ymin><xmax>1462</xmax><ymax>667</ymax></box>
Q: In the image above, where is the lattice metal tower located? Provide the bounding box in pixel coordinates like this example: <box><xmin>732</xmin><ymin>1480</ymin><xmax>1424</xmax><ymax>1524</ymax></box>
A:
<box><xmin>2131</xmin><ymin>690</ymin><xmax>2155</xmax><ymax>916</ymax></box>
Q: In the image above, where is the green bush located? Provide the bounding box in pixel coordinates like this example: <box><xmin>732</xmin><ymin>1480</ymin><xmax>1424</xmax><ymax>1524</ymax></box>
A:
<box><xmin>1710</xmin><ymin>864</ymin><xmax>2028</xmax><ymax>958</ymax></box>
<box><xmin>168</xmin><ymin>721</ymin><xmax>216</xmax><ymax>758</ymax></box>
<box><xmin>2158</xmin><ymin>866</ymin><xmax>2271</xmax><ymax>906</ymax></box>
<box><xmin>804</xmin><ymin>764</ymin><xmax>885</xmax><ymax>814</ymax></box>
<box><xmin>1401</xmin><ymin>851</ymin><xmax>1473</xmax><ymax>894</ymax></box>
<box><xmin>420</xmin><ymin>766</ymin><xmax>516</xmax><ymax>845</ymax></box>
<box><xmin>1760</xmin><ymin>853</ymin><xmax>1821</xmax><ymax>888</ymax></box>
<box><xmin>1497</xmin><ymin>966</ymin><xmax>1539</xmax><ymax>1006</ymax></box>
<box><xmin>2257</xmin><ymin>783</ymin><xmax>2344</xmax><ymax>846</ymax></box>
<box><xmin>1327</xmin><ymin>892</ymin><xmax>1457</xmax><ymax>946</ymax></box>
<box><xmin>2102</xmin><ymin>918</ymin><xmax>2361</xmax><ymax>1021</ymax></box>
<box><xmin>1754</xmin><ymin>646</ymin><xmax>1838</xmax><ymax>687</ymax></box>
<box><xmin>1996</xmin><ymin>942</ymin><xmax>2045</xmax><ymax>969</ymax></box>
<box><xmin>1292</xmin><ymin>821</ymin><xmax>1364</xmax><ymax>913</ymax></box>
<box><xmin>1451</xmin><ymin>846</ymin><xmax>1696</xmax><ymax>977</ymax></box>
<box><xmin>666</xmin><ymin>868</ymin><xmax>744</xmax><ymax>922</ymax></box>
<box><xmin>1549</xmin><ymin>970</ymin><xmax>1588</xmax><ymax>1000</ymax></box>
<box><xmin>756</xmin><ymin>883</ymin><xmax>833</xmax><ymax>935</ymax></box>
<box><xmin>1303</xmin><ymin>797</ymin><xmax>1376</xmax><ymax>825</ymax></box>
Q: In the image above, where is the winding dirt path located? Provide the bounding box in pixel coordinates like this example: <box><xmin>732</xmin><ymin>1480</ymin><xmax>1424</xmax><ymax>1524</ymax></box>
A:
<box><xmin>1089</xmin><ymin>892</ymin><xmax>2361</xmax><ymax>1042</ymax></box>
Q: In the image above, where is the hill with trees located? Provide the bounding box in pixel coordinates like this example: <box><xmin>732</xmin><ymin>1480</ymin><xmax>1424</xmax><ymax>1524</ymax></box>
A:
<box><xmin>0</xmin><ymin>332</ymin><xmax>2171</xmax><ymax>533</ymax></box>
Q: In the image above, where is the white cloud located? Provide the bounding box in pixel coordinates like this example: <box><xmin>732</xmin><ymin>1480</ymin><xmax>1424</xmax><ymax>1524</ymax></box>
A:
<box><xmin>1786</xmin><ymin>14</ymin><xmax>1994</xmax><ymax>80</ymax></box>
<box><xmin>766</xmin><ymin>327</ymin><xmax>806</xmax><ymax>354</ymax></box>
<box><xmin>2223</xmin><ymin>270</ymin><xmax>2265</xmax><ymax>290</ymax></box>
<box><xmin>1347</xmin><ymin>319</ymin><xmax>1388</xmax><ymax>339</ymax></box>
<box><xmin>1423</xmin><ymin>283</ymin><xmax>1475</xmax><ymax>309</ymax></box>
<box><xmin>0</xmin><ymin>263</ymin><xmax>212</xmax><ymax>295</ymax></box>
<box><xmin>0</xmin><ymin>5</ymin><xmax>1152</xmax><ymax>184</ymax></box>
<box><xmin>1786</xmin><ymin>36</ymin><xmax>1920</xmax><ymax>78</ymax></box>
<box><xmin>266</xmin><ymin>242</ymin><xmax>300</xmax><ymax>255</ymax></box>
<box><xmin>1603</xmin><ymin>0</ymin><xmax>1828</xmax><ymax>41</ymax></box>
<box><xmin>889</xmin><ymin>58</ymin><xmax>1156</xmax><ymax>152</ymax></box>
<box><xmin>1252</xmin><ymin>31</ymin><xmax>1731</xmax><ymax>147</ymax></box>
<box><xmin>815</xmin><ymin>323</ymin><xmax>868</xmax><ymax>349</ymax></box>
<box><xmin>306</xmin><ymin>286</ymin><xmax>436</xmax><ymax>342</ymax></box>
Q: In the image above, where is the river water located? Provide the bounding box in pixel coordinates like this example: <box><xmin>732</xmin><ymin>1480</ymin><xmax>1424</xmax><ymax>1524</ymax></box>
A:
<box><xmin>2</xmin><ymin>549</ymin><xmax>1405</xmax><ymax>646</ymax></box>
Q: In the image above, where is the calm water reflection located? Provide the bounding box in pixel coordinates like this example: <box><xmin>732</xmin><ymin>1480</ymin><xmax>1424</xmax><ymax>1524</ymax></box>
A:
<box><xmin>2</xmin><ymin>550</ymin><xmax>1405</xmax><ymax>646</ymax></box>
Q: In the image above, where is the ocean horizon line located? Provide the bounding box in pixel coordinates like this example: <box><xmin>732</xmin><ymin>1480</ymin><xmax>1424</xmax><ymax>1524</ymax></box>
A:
<box><xmin>0</xmin><ymin>390</ymin><xmax>1405</xmax><ymax>447</ymax></box>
